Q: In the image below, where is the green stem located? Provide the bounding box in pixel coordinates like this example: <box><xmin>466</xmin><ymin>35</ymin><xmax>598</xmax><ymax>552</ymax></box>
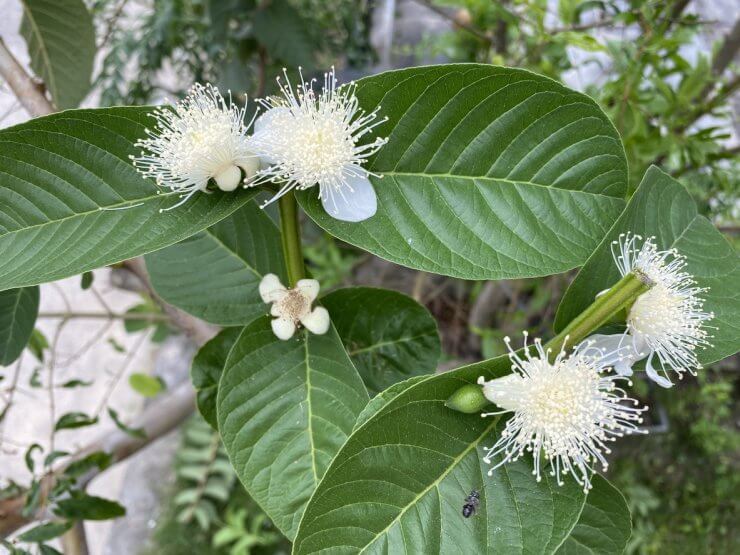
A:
<box><xmin>278</xmin><ymin>192</ymin><xmax>305</xmax><ymax>286</ymax></box>
<box><xmin>543</xmin><ymin>271</ymin><xmax>651</xmax><ymax>357</ymax></box>
<box><xmin>446</xmin><ymin>271</ymin><xmax>653</xmax><ymax>414</ymax></box>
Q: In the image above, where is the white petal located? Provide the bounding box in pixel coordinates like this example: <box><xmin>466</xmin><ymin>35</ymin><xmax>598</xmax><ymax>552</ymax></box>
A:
<box><xmin>644</xmin><ymin>352</ymin><xmax>674</xmax><ymax>388</ymax></box>
<box><xmin>259</xmin><ymin>273</ymin><xmax>286</xmax><ymax>303</ymax></box>
<box><xmin>300</xmin><ymin>306</ymin><xmax>330</xmax><ymax>335</ymax></box>
<box><xmin>214</xmin><ymin>165</ymin><xmax>242</xmax><ymax>191</ymax></box>
<box><xmin>321</xmin><ymin>175</ymin><xmax>377</xmax><ymax>222</ymax></box>
<box><xmin>236</xmin><ymin>155</ymin><xmax>261</xmax><ymax>180</ymax></box>
<box><xmin>254</xmin><ymin>107</ymin><xmax>291</xmax><ymax>133</ymax></box>
<box><xmin>582</xmin><ymin>333</ymin><xmax>645</xmax><ymax>376</ymax></box>
<box><xmin>271</xmin><ymin>318</ymin><xmax>296</xmax><ymax>340</ymax></box>
<box><xmin>296</xmin><ymin>279</ymin><xmax>320</xmax><ymax>302</ymax></box>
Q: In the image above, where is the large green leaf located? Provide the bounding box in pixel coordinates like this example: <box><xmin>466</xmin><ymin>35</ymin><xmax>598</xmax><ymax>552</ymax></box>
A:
<box><xmin>21</xmin><ymin>0</ymin><xmax>96</xmax><ymax>109</ymax></box>
<box><xmin>191</xmin><ymin>327</ymin><xmax>243</xmax><ymax>429</ymax></box>
<box><xmin>293</xmin><ymin>357</ymin><xmax>588</xmax><ymax>554</ymax></box>
<box><xmin>146</xmin><ymin>202</ymin><xmax>286</xmax><ymax>325</ymax></box>
<box><xmin>298</xmin><ymin>64</ymin><xmax>627</xmax><ymax>279</ymax></box>
<box><xmin>0</xmin><ymin>108</ymin><xmax>255</xmax><ymax>292</ymax></box>
<box><xmin>556</xmin><ymin>476</ymin><xmax>631</xmax><ymax>555</ymax></box>
<box><xmin>0</xmin><ymin>286</ymin><xmax>39</xmax><ymax>365</ymax></box>
<box><xmin>321</xmin><ymin>287</ymin><xmax>440</xmax><ymax>393</ymax></box>
<box><xmin>217</xmin><ymin>317</ymin><xmax>369</xmax><ymax>540</ymax></box>
<box><xmin>555</xmin><ymin>166</ymin><xmax>740</xmax><ymax>365</ymax></box>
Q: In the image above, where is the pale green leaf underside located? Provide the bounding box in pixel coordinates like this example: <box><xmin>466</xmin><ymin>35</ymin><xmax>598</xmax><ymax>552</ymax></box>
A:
<box><xmin>217</xmin><ymin>317</ymin><xmax>369</xmax><ymax>540</ymax></box>
<box><xmin>21</xmin><ymin>0</ymin><xmax>96</xmax><ymax>109</ymax></box>
<box><xmin>0</xmin><ymin>286</ymin><xmax>39</xmax><ymax>365</ymax></box>
<box><xmin>294</xmin><ymin>356</ymin><xmax>587</xmax><ymax>554</ymax></box>
<box><xmin>321</xmin><ymin>287</ymin><xmax>441</xmax><ymax>394</ymax></box>
<box><xmin>555</xmin><ymin>166</ymin><xmax>740</xmax><ymax>365</ymax></box>
<box><xmin>556</xmin><ymin>475</ymin><xmax>631</xmax><ymax>555</ymax></box>
<box><xmin>299</xmin><ymin>64</ymin><xmax>627</xmax><ymax>279</ymax></box>
<box><xmin>0</xmin><ymin>107</ymin><xmax>256</xmax><ymax>292</ymax></box>
<box><xmin>146</xmin><ymin>202</ymin><xmax>286</xmax><ymax>326</ymax></box>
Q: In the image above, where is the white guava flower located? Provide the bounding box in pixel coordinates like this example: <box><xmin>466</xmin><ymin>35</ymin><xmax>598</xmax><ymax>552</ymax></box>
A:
<box><xmin>479</xmin><ymin>333</ymin><xmax>646</xmax><ymax>492</ymax></box>
<box><xmin>247</xmin><ymin>67</ymin><xmax>388</xmax><ymax>222</ymax></box>
<box><xmin>587</xmin><ymin>233</ymin><xmax>713</xmax><ymax>388</ymax></box>
<box><xmin>259</xmin><ymin>274</ymin><xmax>330</xmax><ymax>340</ymax></box>
<box><xmin>131</xmin><ymin>83</ymin><xmax>259</xmax><ymax>210</ymax></box>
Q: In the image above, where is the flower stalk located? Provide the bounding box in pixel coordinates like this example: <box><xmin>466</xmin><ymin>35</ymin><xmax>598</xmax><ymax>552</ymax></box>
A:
<box><xmin>544</xmin><ymin>271</ymin><xmax>652</xmax><ymax>355</ymax></box>
<box><xmin>278</xmin><ymin>191</ymin><xmax>306</xmax><ymax>287</ymax></box>
<box><xmin>446</xmin><ymin>271</ymin><xmax>653</xmax><ymax>414</ymax></box>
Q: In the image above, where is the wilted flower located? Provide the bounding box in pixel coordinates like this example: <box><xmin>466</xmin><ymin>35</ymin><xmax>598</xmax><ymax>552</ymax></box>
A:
<box><xmin>587</xmin><ymin>233</ymin><xmax>713</xmax><ymax>387</ymax></box>
<box><xmin>248</xmin><ymin>67</ymin><xmax>388</xmax><ymax>222</ymax></box>
<box><xmin>479</xmin><ymin>333</ymin><xmax>646</xmax><ymax>492</ymax></box>
<box><xmin>259</xmin><ymin>274</ymin><xmax>330</xmax><ymax>340</ymax></box>
<box><xmin>131</xmin><ymin>83</ymin><xmax>259</xmax><ymax>210</ymax></box>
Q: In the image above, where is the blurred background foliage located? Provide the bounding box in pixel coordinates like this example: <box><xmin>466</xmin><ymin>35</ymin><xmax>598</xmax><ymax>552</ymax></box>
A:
<box><xmin>87</xmin><ymin>0</ymin><xmax>738</xmax><ymax>553</ymax></box>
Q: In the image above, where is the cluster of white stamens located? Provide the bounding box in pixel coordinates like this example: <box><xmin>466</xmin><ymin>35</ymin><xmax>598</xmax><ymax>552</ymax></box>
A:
<box><xmin>248</xmin><ymin>67</ymin><xmax>388</xmax><ymax>221</ymax></box>
<box><xmin>131</xmin><ymin>83</ymin><xmax>258</xmax><ymax>210</ymax></box>
<box><xmin>589</xmin><ymin>233</ymin><xmax>713</xmax><ymax>387</ymax></box>
<box><xmin>479</xmin><ymin>333</ymin><xmax>646</xmax><ymax>492</ymax></box>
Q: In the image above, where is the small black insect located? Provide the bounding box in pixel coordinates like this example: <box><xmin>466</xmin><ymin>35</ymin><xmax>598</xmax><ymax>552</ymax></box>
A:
<box><xmin>462</xmin><ymin>489</ymin><xmax>480</xmax><ymax>518</ymax></box>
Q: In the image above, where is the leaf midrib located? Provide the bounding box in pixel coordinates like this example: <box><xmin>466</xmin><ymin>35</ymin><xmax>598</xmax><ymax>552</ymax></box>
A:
<box><xmin>21</xmin><ymin>1</ymin><xmax>57</xmax><ymax>104</ymax></box>
<box><xmin>378</xmin><ymin>171</ymin><xmax>622</xmax><ymax>201</ymax></box>
<box><xmin>355</xmin><ymin>417</ymin><xmax>499</xmax><ymax>554</ymax></box>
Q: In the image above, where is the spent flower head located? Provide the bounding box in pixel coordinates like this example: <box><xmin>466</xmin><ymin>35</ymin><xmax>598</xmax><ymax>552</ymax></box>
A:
<box><xmin>131</xmin><ymin>83</ymin><xmax>258</xmax><ymax>210</ymax></box>
<box><xmin>589</xmin><ymin>233</ymin><xmax>713</xmax><ymax>387</ymax></box>
<box><xmin>479</xmin><ymin>333</ymin><xmax>646</xmax><ymax>492</ymax></box>
<box><xmin>248</xmin><ymin>67</ymin><xmax>388</xmax><ymax>222</ymax></box>
<box><xmin>259</xmin><ymin>274</ymin><xmax>330</xmax><ymax>340</ymax></box>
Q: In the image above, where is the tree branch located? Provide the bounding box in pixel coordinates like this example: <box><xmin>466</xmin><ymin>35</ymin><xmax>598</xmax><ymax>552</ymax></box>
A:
<box><xmin>0</xmin><ymin>37</ymin><xmax>54</xmax><ymax>117</ymax></box>
<box><xmin>0</xmin><ymin>381</ymin><xmax>198</xmax><ymax>538</ymax></box>
<box><xmin>712</xmin><ymin>17</ymin><xmax>740</xmax><ymax>76</ymax></box>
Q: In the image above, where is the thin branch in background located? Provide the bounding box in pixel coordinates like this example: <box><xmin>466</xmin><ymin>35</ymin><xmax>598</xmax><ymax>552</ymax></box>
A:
<box><xmin>94</xmin><ymin>330</ymin><xmax>150</xmax><ymax>418</ymax></box>
<box><xmin>0</xmin><ymin>38</ymin><xmax>54</xmax><ymax>116</ymax></box>
<box><xmin>98</xmin><ymin>0</ymin><xmax>131</xmax><ymax>49</ymax></box>
<box><xmin>410</xmin><ymin>0</ymin><xmax>492</xmax><ymax>44</ymax></box>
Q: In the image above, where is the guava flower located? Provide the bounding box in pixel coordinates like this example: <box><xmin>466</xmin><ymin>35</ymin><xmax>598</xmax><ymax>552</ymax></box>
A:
<box><xmin>131</xmin><ymin>83</ymin><xmax>259</xmax><ymax>210</ymax></box>
<box><xmin>587</xmin><ymin>233</ymin><xmax>713</xmax><ymax>388</ymax></box>
<box><xmin>479</xmin><ymin>334</ymin><xmax>646</xmax><ymax>492</ymax></box>
<box><xmin>259</xmin><ymin>274</ymin><xmax>330</xmax><ymax>340</ymax></box>
<box><xmin>247</xmin><ymin>67</ymin><xmax>388</xmax><ymax>222</ymax></box>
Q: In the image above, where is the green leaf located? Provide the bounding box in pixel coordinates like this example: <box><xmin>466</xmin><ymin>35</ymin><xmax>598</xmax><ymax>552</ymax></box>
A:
<box><xmin>54</xmin><ymin>412</ymin><xmax>98</xmax><ymax>431</ymax></box>
<box><xmin>556</xmin><ymin>476</ymin><xmax>631</xmax><ymax>554</ymax></box>
<box><xmin>252</xmin><ymin>0</ymin><xmax>316</xmax><ymax>68</ymax></box>
<box><xmin>0</xmin><ymin>287</ymin><xmax>39</xmax><ymax>365</ymax></box>
<box><xmin>20</xmin><ymin>0</ymin><xmax>95</xmax><ymax>109</ymax></box>
<box><xmin>64</xmin><ymin>452</ymin><xmax>112</xmax><ymax>480</ymax></box>
<box><xmin>128</xmin><ymin>373</ymin><xmax>164</xmax><ymax>398</ymax></box>
<box><xmin>24</xmin><ymin>443</ymin><xmax>42</xmax><ymax>472</ymax></box>
<box><xmin>146</xmin><ymin>201</ymin><xmax>285</xmax><ymax>325</ymax></box>
<box><xmin>321</xmin><ymin>287</ymin><xmax>440</xmax><ymax>393</ymax></box>
<box><xmin>18</xmin><ymin>521</ymin><xmax>73</xmax><ymax>543</ymax></box>
<box><xmin>108</xmin><ymin>408</ymin><xmax>146</xmax><ymax>439</ymax></box>
<box><xmin>293</xmin><ymin>356</ymin><xmax>587</xmax><ymax>554</ymax></box>
<box><xmin>191</xmin><ymin>327</ymin><xmax>242</xmax><ymax>429</ymax></box>
<box><xmin>80</xmin><ymin>271</ymin><xmax>94</xmax><ymax>290</ymax></box>
<box><xmin>27</xmin><ymin>329</ymin><xmax>48</xmax><ymax>362</ymax></box>
<box><xmin>0</xmin><ymin>107</ymin><xmax>256</xmax><ymax>292</ymax></box>
<box><xmin>54</xmin><ymin>492</ymin><xmax>125</xmax><ymax>520</ymax></box>
<box><xmin>298</xmin><ymin>64</ymin><xmax>627</xmax><ymax>280</ymax></box>
<box><xmin>555</xmin><ymin>166</ymin><xmax>740</xmax><ymax>365</ymax></box>
<box><xmin>217</xmin><ymin>316</ymin><xmax>369</xmax><ymax>540</ymax></box>
<box><xmin>354</xmin><ymin>375</ymin><xmax>429</xmax><ymax>430</ymax></box>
